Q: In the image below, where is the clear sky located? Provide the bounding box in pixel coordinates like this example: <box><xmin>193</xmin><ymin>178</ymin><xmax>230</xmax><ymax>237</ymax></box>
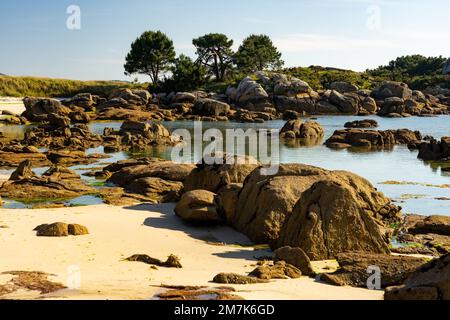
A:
<box><xmin>1</xmin><ymin>0</ymin><xmax>449</xmax><ymax>81</ymax></box>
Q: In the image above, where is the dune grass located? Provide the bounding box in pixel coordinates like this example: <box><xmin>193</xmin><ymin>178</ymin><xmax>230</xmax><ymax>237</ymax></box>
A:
<box><xmin>0</xmin><ymin>76</ymin><xmax>146</xmax><ymax>98</ymax></box>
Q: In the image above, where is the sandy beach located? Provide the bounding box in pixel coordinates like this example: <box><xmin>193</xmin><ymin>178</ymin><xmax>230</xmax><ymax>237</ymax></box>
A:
<box><xmin>0</xmin><ymin>203</ymin><xmax>383</xmax><ymax>300</ymax></box>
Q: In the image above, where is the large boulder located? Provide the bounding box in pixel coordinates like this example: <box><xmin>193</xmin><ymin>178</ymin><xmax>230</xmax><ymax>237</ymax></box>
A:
<box><xmin>183</xmin><ymin>154</ymin><xmax>259</xmax><ymax>193</ymax></box>
<box><xmin>124</xmin><ymin>177</ymin><xmax>183</xmax><ymax>202</ymax></box>
<box><xmin>320</xmin><ymin>252</ymin><xmax>426</xmax><ymax>288</ymax></box>
<box><xmin>22</xmin><ymin>98</ymin><xmax>71</xmax><ymax>122</ymax></box>
<box><xmin>174</xmin><ymin>190</ymin><xmax>221</xmax><ymax>223</ymax></box>
<box><xmin>232</xmin><ymin>77</ymin><xmax>271</xmax><ymax>111</ymax></box>
<box><xmin>108</xmin><ymin>158</ymin><xmax>195</xmax><ymax>187</ymax></box>
<box><xmin>274</xmin><ymin>174</ymin><xmax>399</xmax><ymax>260</ymax></box>
<box><xmin>385</xmin><ymin>254</ymin><xmax>450</xmax><ymax>300</ymax></box>
<box><xmin>230</xmin><ymin>164</ymin><xmax>331</xmax><ymax>243</ymax></box>
<box><xmin>274</xmin><ymin>246</ymin><xmax>314</xmax><ymax>276</ymax></box>
<box><xmin>272</xmin><ymin>74</ymin><xmax>311</xmax><ymax>96</ymax></box>
<box><xmin>330</xmin><ymin>81</ymin><xmax>358</xmax><ymax>93</ymax></box>
<box><xmin>192</xmin><ymin>98</ymin><xmax>230</xmax><ymax>116</ymax></box>
<box><xmin>371</xmin><ymin>81</ymin><xmax>413</xmax><ymax>100</ymax></box>
<box><xmin>328</xmin><ymin>90</ymin><xmax>360</xmax><ymax>114</ymax></box>
<box><xmin>63</xmin><ymin>93</ymin><xmax>97</xmax><ymax>111</ymax></box>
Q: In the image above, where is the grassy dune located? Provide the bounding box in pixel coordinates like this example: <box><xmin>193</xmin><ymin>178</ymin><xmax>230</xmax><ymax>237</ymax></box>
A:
<box><xmin>0</xmin><ymin>76</ymin><xmax>146</xmax><ymax>98</ymax></box>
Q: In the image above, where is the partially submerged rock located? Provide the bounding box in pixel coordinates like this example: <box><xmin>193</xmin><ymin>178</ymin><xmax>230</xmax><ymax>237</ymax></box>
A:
<box><xmin>417</xmin><ymin>137</ymin><xmax>450</xmax><ymax>161</ymax></box>
<box><xmin>320</xmin><ymin>252</ymin><xmax>426</xmax><ymax>288</ymax></box>
<box><xmin>325</xmin><ymin>128</ymin><xmax>422</xmax><ymax>149</ymax></box>
<box><xmin>344</xmin><ymin>119</ymin><xmax>378</xmax><ymax>128</ymax></box>
<box><xmin>280</xmin><ymin>120</ymin><xmax>324</xmax><ymax>140</ymax></box>
<box><xmin>0</xmin><ymin>162</ymin><xmax>96</xmax><ymax>200</ymax></box>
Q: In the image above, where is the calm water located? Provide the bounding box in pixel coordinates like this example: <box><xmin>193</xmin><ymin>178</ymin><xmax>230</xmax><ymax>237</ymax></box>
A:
<box><xmin>1</xmin><ymin>115</ymin><xmax>449</xmax><ymax>215</ymax></box>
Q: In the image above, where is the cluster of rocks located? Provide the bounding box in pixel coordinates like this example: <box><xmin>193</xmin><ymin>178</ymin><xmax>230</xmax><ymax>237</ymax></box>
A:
<box><xmin>0</xmin><ymin>160</ymin><xmax>96</xmax><ymax>201</ymax></box>
<box><xmin>397</xmin><ymin>214</ymin><xmax>450</xmax><ymax>255</ymax></box>
<box><xmin>225</xmin><ymin>74</ymin><xmax>449</xmax><ymax>117</ymax></box>
<box><xmin>13</xmin><ymin>76</ymin><xmax>448</xmax><ymax>130</ymax></box>
<box><xmin>325</xmin><ymin>128</ymin><xmax>423</xmax><ymax>149</ymax></box>
<box><xmin>102</xmin><ymin>120</ymin><xmax>177</xmax><ymax>152</ymax></box>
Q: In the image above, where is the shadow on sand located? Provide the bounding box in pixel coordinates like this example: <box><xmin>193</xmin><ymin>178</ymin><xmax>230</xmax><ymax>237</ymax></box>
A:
<box><xmin>124</xmin><ymin>203</ymin><xmax>273</xmax><ymax>258</ymax></box>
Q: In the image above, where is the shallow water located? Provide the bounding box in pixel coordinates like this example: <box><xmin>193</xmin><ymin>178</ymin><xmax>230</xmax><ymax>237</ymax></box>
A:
<box><xmin>1</xmin><ymin>115</ymin><xmax>449</xmax><ymax>215</ymax></box>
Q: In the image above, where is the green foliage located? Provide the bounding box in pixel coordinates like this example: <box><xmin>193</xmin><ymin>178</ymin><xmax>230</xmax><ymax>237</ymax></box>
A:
<box><xmin>158</xmin><ymin>54</ymin><xmax>208</xmax><ymax>92</ymax></box>
<box><xmin>0</xmin><ymin>76</ymin><xmax>144</xmax><ymax>97</ymax></box>
<box><xmin>193</xmin><ymin>33</ymin><xmax>234</xmax><ymax>81</ymax></box>
<box><xmin>284</xmin><ymin>66</ymin><xmax>375</xmax><ymax>91</ymax></box>
<box><xmin>235</xmin><ymin>34</ymin><xmax>284</xmax><ymax>72</ymax></box>
<box><xmin>124</xmin><ymin>30</ymin><xmax>176</xmax><ymax>83</ymax></box>
<box><xmin>366</xmin><ymin>55</ymin><xmax>449</xmax><ymax>90</ymax></box>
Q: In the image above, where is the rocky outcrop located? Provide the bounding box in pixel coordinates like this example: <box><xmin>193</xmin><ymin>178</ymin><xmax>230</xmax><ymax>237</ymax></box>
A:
<box><xmin>417</xmin><ymin>137</ymin><xmax>450</xmax><ymax>161</ymax></box>
<box><xmin>228</xmin><ymin>76</ymin><xmax>271</xmax><ymax>111</ymax></box>
<box><xmin>344</xmin><ymin>119</ymin><xmax>378</xmax><ymax>128</ymax></box>
<box><xmin>62</xmin><ymin>93</ymin><xmax>98</xmax><ymax>111</ymax></box>
<box><xmin>45</xmin><ymin>150</ymin><xmax>109</xmax><ymax>166</ymax></box>
<box><xmin>174</xmin><ymin>190</ymin><xmax>221</xmax><ymax>223</ymax></box>
<box><xmin>0</xmin><ymin>145</ymin><xmax>50</xmax><ymax>167</ymax></box>
<box><xmin>102</xmin><ymin>120</ymin><xmax>177</xmax><ymax>152</ymax></box>
<box><xmin>228</xmin><ymin>164</ymin><xmax>400</xmax><ymax>246</ymax></box>
<box><xmin>274</xmin><ymin>173</ymin><xmax>400</xmax><ymax>260</ymax></box>
<box><xmin>372</xmin><ymin>81</ymin><xmax>413</xmax><ymax>100</ymax></box>
<box><xmin>385</xmin><ymin>253</ymin><xmax>450</xmax><ymax>300</ymax></box>
<box><xmin>406</xmin><ymin>215</ymin><xmax>450</xmax><ymax>236</ymax></box>
<box><xmin>21</xmin><ymin>123</ymin><xmax>103</xmax><ymax>150</ymax></box>
<box><xmin>320</xmin><ymin>252</ymin><xmax>426</xmax><ymax>288</ymax></box>
<box><xmin>183</xmin><ymin>154</ymin><xmax>259</xmax><ymax>193</ymax></box>
<box><xmin>280</xmin><ymin>120</ymin><xmax>324</xmax><ymax>140</ymax></box>
<box><xmin>192</xmin><ymin>98</ymin><xmax>230</xmax><ymax>116</ymax></box>
<box><xmin>0</xmin><ymin>162</ymin><xmax>96</xmax><ymax>200</ymax></box>
<box><xmin>104</xmin><ymin>158</ymin><xmax>195</xmax><ymax>203</ymax></box>
<box><xmin>325</xmin><ymin>129</ymin><xmax>422</xmax><ymax>149</ymax></box>
<box><xmin>22</xmin><ymin>97</ymin><xmax>71</xmax><ymax>122</ymax></box>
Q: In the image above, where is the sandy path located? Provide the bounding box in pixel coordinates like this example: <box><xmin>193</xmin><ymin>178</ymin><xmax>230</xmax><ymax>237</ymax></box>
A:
<box><xmin>0</xmin><ymin>203</ymin><xmax>383</xmax><ymax>300</ymax></box>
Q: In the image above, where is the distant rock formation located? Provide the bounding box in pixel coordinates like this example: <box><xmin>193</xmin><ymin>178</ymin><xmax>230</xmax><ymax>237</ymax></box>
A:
<box><xmin>443</xmin><ymin>58</ymin><xmax>450</xmax><ymax>75</ymax></box>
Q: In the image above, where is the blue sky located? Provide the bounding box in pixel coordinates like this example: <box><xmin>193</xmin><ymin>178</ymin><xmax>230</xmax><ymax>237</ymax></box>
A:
<box><xmin>1</xmin><ymin>0</ymin><xmax>449</xmax><ymax>81</ymax></box>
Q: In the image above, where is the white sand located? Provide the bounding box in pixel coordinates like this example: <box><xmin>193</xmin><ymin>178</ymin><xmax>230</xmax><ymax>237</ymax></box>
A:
<box><xmin>0</xmin><ymin>203</ymin><xmax>383</xmax><ymax>300</ymax></box>
<box><xmin>0</xmin><ymin>97</ymin><xmax>25</xmax><ymax>115</ymax></box>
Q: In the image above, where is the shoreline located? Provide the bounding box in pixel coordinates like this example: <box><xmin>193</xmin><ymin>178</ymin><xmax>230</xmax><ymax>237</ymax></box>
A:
<box><xmin>0</xmin><ymin>203</ymin><xmax>383</xmax><ymax>300</ymax></box>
